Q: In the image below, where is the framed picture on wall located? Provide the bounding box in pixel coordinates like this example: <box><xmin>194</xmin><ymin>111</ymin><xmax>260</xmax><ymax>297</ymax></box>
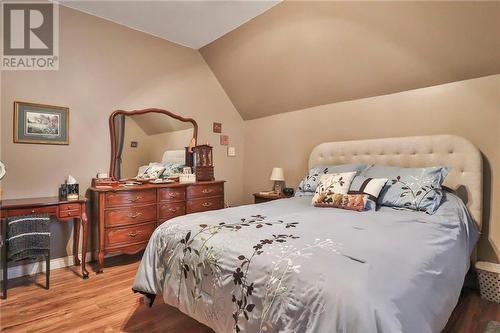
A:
<box><xmin>14</xmin><ymin>101</ymin><xmax>69</xmax><ymax>145</ymax></box>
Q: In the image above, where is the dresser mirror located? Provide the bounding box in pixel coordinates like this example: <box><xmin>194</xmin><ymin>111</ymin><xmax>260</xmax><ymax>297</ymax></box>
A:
<box><xmin>109</xmin><ymin>108</ymin><xmax>198</xmax><ymax>180</ymax></box>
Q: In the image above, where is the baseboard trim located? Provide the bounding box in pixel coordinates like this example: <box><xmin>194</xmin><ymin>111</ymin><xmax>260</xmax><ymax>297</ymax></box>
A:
<box><xmin>2</xmin><ymin>252</ymin><xmax>93</xmax><ymax>280</ymax></box>
<box><xmin>2</xmin><ymin>251</ymin><xmax>129</xmax><ymax>280</ymax></box>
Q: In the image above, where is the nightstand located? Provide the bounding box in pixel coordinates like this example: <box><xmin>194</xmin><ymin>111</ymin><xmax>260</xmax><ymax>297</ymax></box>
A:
<box><xmin>253</xmin><ymin>192</ymin><xmax>289</xmax><ymax>204</ymax></box>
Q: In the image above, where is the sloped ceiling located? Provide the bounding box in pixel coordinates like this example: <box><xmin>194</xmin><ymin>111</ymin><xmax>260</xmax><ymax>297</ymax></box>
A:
<box><xmin>130</xmin><ymin>113</ymin><xmax>193</xmax><ymax>136</ymax></box>
<box><xmin>200</xmin><ymin>1</ymin><xmax>500</xmax><ymax>120</ymax></box>
<box><xmin>60</xmin><ymin>0</ymin><xmax>280</xmax><ymax>49</ymax></box>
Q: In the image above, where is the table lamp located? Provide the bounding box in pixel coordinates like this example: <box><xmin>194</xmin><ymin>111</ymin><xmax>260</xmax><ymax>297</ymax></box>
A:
<box><xmin>270</xmin><ymin>167</ymin><xmax>285</xmax><ymax>194</ymax></box>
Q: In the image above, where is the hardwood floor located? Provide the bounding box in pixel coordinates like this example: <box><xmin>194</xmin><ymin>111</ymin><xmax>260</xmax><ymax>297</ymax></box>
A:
<box><xmin>0</xmin><ymin>255</ymin><xmax>498</xmax><ymax>333</ymax></box>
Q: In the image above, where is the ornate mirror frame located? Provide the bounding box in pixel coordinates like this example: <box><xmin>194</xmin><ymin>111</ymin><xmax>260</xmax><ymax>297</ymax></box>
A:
<box><xmin>109</xmin><ymin>108</ymin><xmax>198</xmax><ymax>180</ymax></box>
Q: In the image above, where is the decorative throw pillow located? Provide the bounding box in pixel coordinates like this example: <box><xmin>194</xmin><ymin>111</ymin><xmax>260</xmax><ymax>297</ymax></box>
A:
<box><xmin>311</xmin><ymin>172</ymin><xmax>357</xmax><ymax>203</ymax></box>
<box><xmin>362</xmin><ymin>165</ymin><xmax>450</xmax><ymax>214</ymax></box>
<box><xmin>295</xmin><ymin>163</ymin><xmax>368</xmax><ymax>197</ymax></box>
<box><xmin>314</xmin><ymin>193</ymin><xmax>369</xmax><ymax>212</ymax></box>
<box><xmin>137</xmin><ymin>165</ymin><xmax>165</xmax><ymax>179</ymax></box>
<box><xmin>348</xmin><ymin>176</ymin><xmax>388</xmax><ymax>210</ymax></box>
<box><xmin>161</xmin><ymin>162</ymin><xmax>185</xmax><ymax>178</ymax></box>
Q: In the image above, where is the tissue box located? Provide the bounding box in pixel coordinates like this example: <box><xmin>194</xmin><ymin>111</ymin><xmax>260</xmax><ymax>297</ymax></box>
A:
<box><xmin>179</xmin><ymin>174</ymin><xmax>196</xmax><ymax>183</ymax></box>
<box><xmin>60</xmin><ymin>183</ymin><xmax>79</xmax><ymax>200</ymax></box>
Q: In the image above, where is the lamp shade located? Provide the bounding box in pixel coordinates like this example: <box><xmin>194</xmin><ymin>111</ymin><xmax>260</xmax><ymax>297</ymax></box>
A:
<box><xmin>270</xmin><ymin>167</ymin><xmax>285</xmax><ymax>181</ymax></box>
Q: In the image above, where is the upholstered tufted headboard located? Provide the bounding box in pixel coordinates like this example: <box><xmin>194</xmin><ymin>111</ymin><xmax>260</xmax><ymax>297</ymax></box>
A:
<box><xmin>309</xmin><ymin>135</ymin><xmax>483</xmax><ymax>230</ymax></box>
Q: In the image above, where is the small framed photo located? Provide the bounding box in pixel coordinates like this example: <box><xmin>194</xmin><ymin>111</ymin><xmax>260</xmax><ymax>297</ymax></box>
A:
<box><xmin>220</xmin><ymin>134</ymin><xmax>229</xmax><ymax>146</ymax></box>
<box><xmin>213</xmin><ymin>122</ymin><xmax>222</xmax><ymax>133</ymax></box>
<box><xmin>14</xmin><ymin>101</ymin><xmax>69</xmax><ymax>145</ymax></box>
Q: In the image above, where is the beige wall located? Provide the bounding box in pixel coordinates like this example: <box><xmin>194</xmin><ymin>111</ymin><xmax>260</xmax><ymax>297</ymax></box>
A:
<box><xmin>243</xmin><ymin>75</ymin><xmax>500</xmax><ymax>263</ymax></box>
<box><xmin>0</xmin><ymin>7</ymin><xmax>245</xmax><ymax>260</ymax></box>
<box><xmin>201</xmin><ymin>1</ymin><xmax>500</xmax><ymax>120</ymax></box>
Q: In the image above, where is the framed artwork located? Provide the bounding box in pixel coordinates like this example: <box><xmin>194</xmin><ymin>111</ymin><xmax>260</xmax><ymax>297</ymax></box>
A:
<box><xmin>220</xmin><ymin>134</ymin><xmax>229</xmax><ymax>146</ymax></box>
<box><xmin>213</xmin><ymin>122</ymin><xmax>222</xmax><ymax>133</ymax></box>
<box><xmin>14</xmin><ymin>101</ymin><xmax>69</xmax><ymax>145</ymax></box>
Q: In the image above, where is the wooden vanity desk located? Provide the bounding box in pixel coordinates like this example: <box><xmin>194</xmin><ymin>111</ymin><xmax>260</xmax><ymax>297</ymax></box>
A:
<box><xmin>89</xmin><ymin>180</ymin><xmax>224</xmax><ymax>273</ymax></box>
<box><xmin>0</xmin><ymin>196</ymin><xmax>89</xmax><ymax>285</ymax></box>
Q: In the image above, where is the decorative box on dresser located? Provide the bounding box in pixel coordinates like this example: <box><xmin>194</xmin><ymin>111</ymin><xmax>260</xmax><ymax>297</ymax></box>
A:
<box><xmin>89</xmin><ymin>180</ymin><xmax>224</xmax><ymax>273</ymax></box>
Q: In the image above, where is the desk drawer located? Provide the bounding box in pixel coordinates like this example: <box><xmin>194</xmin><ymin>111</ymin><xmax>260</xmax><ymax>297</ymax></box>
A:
<box><xmin>187</xmin><ymin>197</ymin><xmax>224</xmax><ymax>214</ymax></box>
<box><xmin>105</xmin><ymin>190</ymin><xmax>156</xmax><ymax>207</ymax></box>
<box><xmin>158</xmin><ymin>188</ymin><xmax>186</xmax><ymax>202</ymax></box>
<box><xmin>187</xmin><ymin>183</ymin><xmax>224</xmax><ymax>199</ymax></box>
<box><xmin>5</xmin><ymin>206</ymin><xmax>57</xmax><ymax>217</ymax></box>
<box><xmin>159</xmin><ymin>202</ymin><xmax>186</xmax><ymax>220</ymax></box>
<box><xmin>105</xmin><ymin>204</ymin><xmax>156</xmax><ymax>227</ymax></box>
<box><xmin>59</xmin><ymin>203</ymin><xmax>81</xmax><ymax>211</ymax></box>
<box><xmin>58</xmin><ymin>203</ymin><xmax>81</xmax><ymax>219</ymax></box>
<box><xmin>106</xmin><ymin>222</ymin><xmax>155</xmax><ymax>247</ymax></box>
<box><xmin>58</xmin><ymin>210</ymin><xmax>81</xmax><ymax>219</ymax></box>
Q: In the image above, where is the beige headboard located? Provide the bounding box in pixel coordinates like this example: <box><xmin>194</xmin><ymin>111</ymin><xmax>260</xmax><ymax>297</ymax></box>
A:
<box><xmin>309</xmin><ymin>135</ymin><xmax>483</xmax><ymax>230</ymax></box>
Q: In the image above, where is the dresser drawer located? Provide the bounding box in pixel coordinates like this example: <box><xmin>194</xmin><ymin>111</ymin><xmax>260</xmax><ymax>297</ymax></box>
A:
<box><xmin>105</xmin><ymin>204</ymin><xmax>157</xmax><ymax>227</ymax></box>
<box><xmin>159</xmin><ymin>202</ymin><xmax>186</xmax><ymax>220</ymax></box>
<box><xmin>187</xmin><ymin>197</ymin><xmax>224</xmax><ymax>214</ymax></box>
<box><xmin>105</xmin><ymin>222</ymin><xmax>155</xmax><ymax>247</ymax></box>
<box><xmin>158</xmin><ymin>187</ymin><xmax>186</xmax><ymax>202</ymax></box>
<box><xmin>187</xmin><ymin>183</ymin><xmax>224</xmax><ymax>199</ymax></box>
<box><xmin>105</xmin><ymin>190</ymin><xmax>156</xmax><ymax>207</ymax></box>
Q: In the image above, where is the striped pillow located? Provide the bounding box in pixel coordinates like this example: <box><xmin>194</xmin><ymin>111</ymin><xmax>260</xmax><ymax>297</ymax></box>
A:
<box><xmin>348</xmin><ymin>176</ymin><xmax>388</xmax><ymax>210</ymax></box>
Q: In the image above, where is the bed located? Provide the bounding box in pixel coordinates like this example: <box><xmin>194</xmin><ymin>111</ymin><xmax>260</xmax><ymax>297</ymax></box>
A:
<box><xmin>132</xmin><ymin>135</ymin><xmax>482</xmax><ymax>333</ymax></box>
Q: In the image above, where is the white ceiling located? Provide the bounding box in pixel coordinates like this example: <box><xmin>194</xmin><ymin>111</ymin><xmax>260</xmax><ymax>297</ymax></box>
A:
<box><xmin>60</xmin><ymin>0</ymin><xmax>280</xmax><ymax>49</ymax></box>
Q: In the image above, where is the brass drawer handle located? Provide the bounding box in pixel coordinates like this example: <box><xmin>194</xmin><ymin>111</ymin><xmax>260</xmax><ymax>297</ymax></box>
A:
<box><xmin>168</xmin><ymin>192</ymin><xmax>178</xmax><ymax>197</ymax></box>
<box><xmin>168</xmin><ymin>207</ymin><xmax>179</xmax><ymax>212</ymax></box>
<box><xmin>128</xmin><ymin>212</ymin><xmax>142</xmax><ymax>219</ymax></box>
<box><xmin>128</xmin><ymin>196</ymin><xmax>143</xmax><ymax>203</ymax></box>
<box><xmin>31</xmin><ymin>209</ymin><xmax>36</xmax><ymax>213</ymax></box>
<box><xmin>202</xmin><ymin>202</ymin><xmax>212</xmax><ymax>207</ymax></box>
<box><xmin>202</xmin><ymin>189</ymin><xmax>212</xmax><ymax>194</ymax></box>
<box><xmin>127</xmin><ymin>232</ymin><xmax>138</xmax><ymax>237</ymax></box>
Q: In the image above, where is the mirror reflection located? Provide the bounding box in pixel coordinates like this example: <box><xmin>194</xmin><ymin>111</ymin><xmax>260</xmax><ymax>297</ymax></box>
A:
<box><xmin>113</xmin><ymin>112</ymin><xmax>195</xmax><ymax>180</ymax></box>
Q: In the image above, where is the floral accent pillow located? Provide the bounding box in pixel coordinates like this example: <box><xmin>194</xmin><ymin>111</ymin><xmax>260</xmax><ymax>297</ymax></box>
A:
<box><xmin>161</xmin><ymin>162</ymin><xmax>185</xmax><ymax>178</ymax></box>
<box><xmin>295</xmin><ymin>163</ymin><xmax>368</xmax><ymax>197</ymax></box>
<box><xmin>362</xmin><ymin>165</ymin><xmax>450</xmax><ymax>214</ymax></box>
<box><xmin>137</xmin><ymin>165</ymin><xmax>165</xmax><ymax>179</ymax></box>
<box><xmin>311</xmin><ymin>172</ymin><xmax>357</xmax><ymax>204</ymax></box>
<box><xmin>314</xmin><ymin>193</ymin><xmax>369</xmax><ymax>212</ymax></box>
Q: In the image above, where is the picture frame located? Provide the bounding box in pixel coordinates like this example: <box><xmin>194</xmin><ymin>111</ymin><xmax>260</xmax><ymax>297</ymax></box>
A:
<box><xmin>220</xmin><ymin>134</ymin><xmax>229</xmax><ymax>146</ymax></box>
<box><xmin>213</xmin><ymin>122</ymin><xmax>222</xmax><ymax>133</ymax></box>
<box><xmin>14</xmin><ymin>101</ymin><xmax>69</xmax><ymax>145</ymax></box>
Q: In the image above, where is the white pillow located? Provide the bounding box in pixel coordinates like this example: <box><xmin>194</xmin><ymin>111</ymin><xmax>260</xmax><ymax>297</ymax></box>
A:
<box><xmin>311</xmin><ymin>172</ymin><xmax>357</xmax><ymax>204</ymax></box>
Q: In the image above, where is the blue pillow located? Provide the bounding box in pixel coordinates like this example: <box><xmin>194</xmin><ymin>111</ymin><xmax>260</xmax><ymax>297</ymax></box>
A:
<box><xmin>295</xmin><ymin>163</ymin><xmax>368</xmax><ymax>197</ymax></box>
<box><xmin>362</xmin><ymin>165</ymin><xmax>450</xmax><ymax>214</ymax></box>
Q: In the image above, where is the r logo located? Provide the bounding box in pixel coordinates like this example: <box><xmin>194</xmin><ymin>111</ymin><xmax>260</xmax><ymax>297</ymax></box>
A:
<box><xmin>3</xmin><ymin>3</ymin><xmax>53</xmax><ymax>56</ymax></box>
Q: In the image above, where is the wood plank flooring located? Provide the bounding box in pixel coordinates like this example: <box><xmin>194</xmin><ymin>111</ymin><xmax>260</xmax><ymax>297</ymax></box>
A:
<box><xmin>0</xmin><ymin>254</ymin><xmax>498</xmax><ymax>333</ymax></box>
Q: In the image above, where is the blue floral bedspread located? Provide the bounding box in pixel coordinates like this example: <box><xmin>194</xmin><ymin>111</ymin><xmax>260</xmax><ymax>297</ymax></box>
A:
<box><xmin>132</xmin><ymin>194</ymin><xmax>478</xmax><ymax>333</ymax></box>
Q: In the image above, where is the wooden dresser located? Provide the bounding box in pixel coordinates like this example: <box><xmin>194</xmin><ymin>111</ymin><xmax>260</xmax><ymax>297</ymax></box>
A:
<box><xmin>89</xmin><ymin>180</ymin><xmax>224</xmax><ymax>273</ymax></box>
